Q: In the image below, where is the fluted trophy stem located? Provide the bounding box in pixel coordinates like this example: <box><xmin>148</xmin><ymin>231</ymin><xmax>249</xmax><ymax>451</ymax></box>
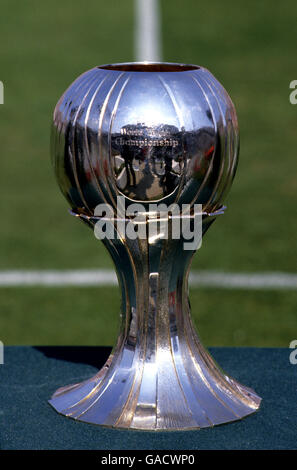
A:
<box><xmin>49</xmin><ymin>61</ymin><xmax>261</xmax><ymax>430</ymax></box>
<box><xmin>49</xmin><ymin>212</ymin><xmax>260</xmax><ymax>429</ymax></box>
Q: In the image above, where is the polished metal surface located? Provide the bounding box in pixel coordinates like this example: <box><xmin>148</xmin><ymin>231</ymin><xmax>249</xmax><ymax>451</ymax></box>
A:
<box><xmin>49</xmin><ymin>62</ymin><xmax>261</xmax><ymax>430</ymax></box>
<box><xmin>51</xmin><ymin>62</ymin><xmax>238</xmax><ymax>213</ymax></box>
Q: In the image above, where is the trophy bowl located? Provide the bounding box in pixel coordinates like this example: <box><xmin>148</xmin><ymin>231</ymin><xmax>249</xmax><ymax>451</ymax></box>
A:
<box><xmin>49</xmin><ymin>62</ymin><xmax>261</xmax><ymax>430</ymax></box>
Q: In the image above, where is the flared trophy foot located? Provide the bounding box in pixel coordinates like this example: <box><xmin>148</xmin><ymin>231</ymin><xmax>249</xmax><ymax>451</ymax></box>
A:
<box><xmin>49</xmin><ymin>342</ymin><xmax>261</xmax><ymax>430</ymax></box>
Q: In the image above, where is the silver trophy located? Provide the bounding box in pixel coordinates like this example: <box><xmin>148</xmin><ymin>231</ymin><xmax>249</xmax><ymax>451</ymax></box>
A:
<box><xmin>49</xmin><ymin>62</ymin><xmax>261</xmax><ymax>430</ymax></box>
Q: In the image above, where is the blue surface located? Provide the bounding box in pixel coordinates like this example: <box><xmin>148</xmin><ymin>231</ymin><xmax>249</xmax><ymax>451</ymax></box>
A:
<box><xmin>0</xmin><ymin>346</ymin><xmax>296</xmax><ymax>450</ymax></box>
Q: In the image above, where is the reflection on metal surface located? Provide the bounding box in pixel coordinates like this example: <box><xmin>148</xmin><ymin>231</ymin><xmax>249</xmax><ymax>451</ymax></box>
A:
<box><xmin>51</xmin><ymin>62</ymin><xmax>238</xmax><ymax>213</ymax></box>
<box><xmin>49</xmin><ymin>62</ymin><xmax>261</xmax><ymax>430</ymax></box>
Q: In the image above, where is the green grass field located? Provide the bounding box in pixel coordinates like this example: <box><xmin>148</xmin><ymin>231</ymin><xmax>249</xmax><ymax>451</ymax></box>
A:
<box><xmin>0</xmin><ymin>0</ymin><xmax>296</xmax><ymax>346</ymax></box>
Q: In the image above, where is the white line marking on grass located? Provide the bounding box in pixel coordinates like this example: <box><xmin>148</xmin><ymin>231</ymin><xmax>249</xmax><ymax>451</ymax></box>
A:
<box><xmin>0</xmin><ymin>270</ymin><xmax>297</xmax><ymax>289</ymax></box>
<box><xmin>0</xmin><ymin>270</ymin><xmax>117</xmax><ymax>287</ymax></box>
<box><xmin>189</xmin><ymin>272</ymin><xmax>297</xmax><ymax>290</ymax></box>
<box><xmin>135</xmin><ymin>0</ymin><xmax>162</xmax><ymax>61</ymax></box>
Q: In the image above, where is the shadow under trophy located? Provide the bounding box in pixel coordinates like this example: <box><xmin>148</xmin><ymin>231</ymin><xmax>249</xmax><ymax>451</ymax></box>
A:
<box><xmin>49</xmin><ymin>62</ymin><xmax>261</xmax><ymax>430</ymax></box>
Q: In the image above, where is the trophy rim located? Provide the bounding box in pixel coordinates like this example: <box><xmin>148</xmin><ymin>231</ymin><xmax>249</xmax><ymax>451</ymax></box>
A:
<box><xmin>69</xmin><ymin>205</ymin><xmax>226</xmax><ymax>222</ymax></box>
<box><xmin>96</xmin><ymin>61</ymin><xmax>201</xmax><ymax>73</ymax></box>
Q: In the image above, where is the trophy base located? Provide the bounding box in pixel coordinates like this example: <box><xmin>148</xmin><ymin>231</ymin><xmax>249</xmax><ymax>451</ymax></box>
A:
<box><xmin>49</xmin><ymin>344</ymin><xmax>261</xmax><ymax>431</ymax></box>
<box><xmin>49</xmin><ymin>210</ymin><xmax>261</xmax><ymax>430</ymax></box>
